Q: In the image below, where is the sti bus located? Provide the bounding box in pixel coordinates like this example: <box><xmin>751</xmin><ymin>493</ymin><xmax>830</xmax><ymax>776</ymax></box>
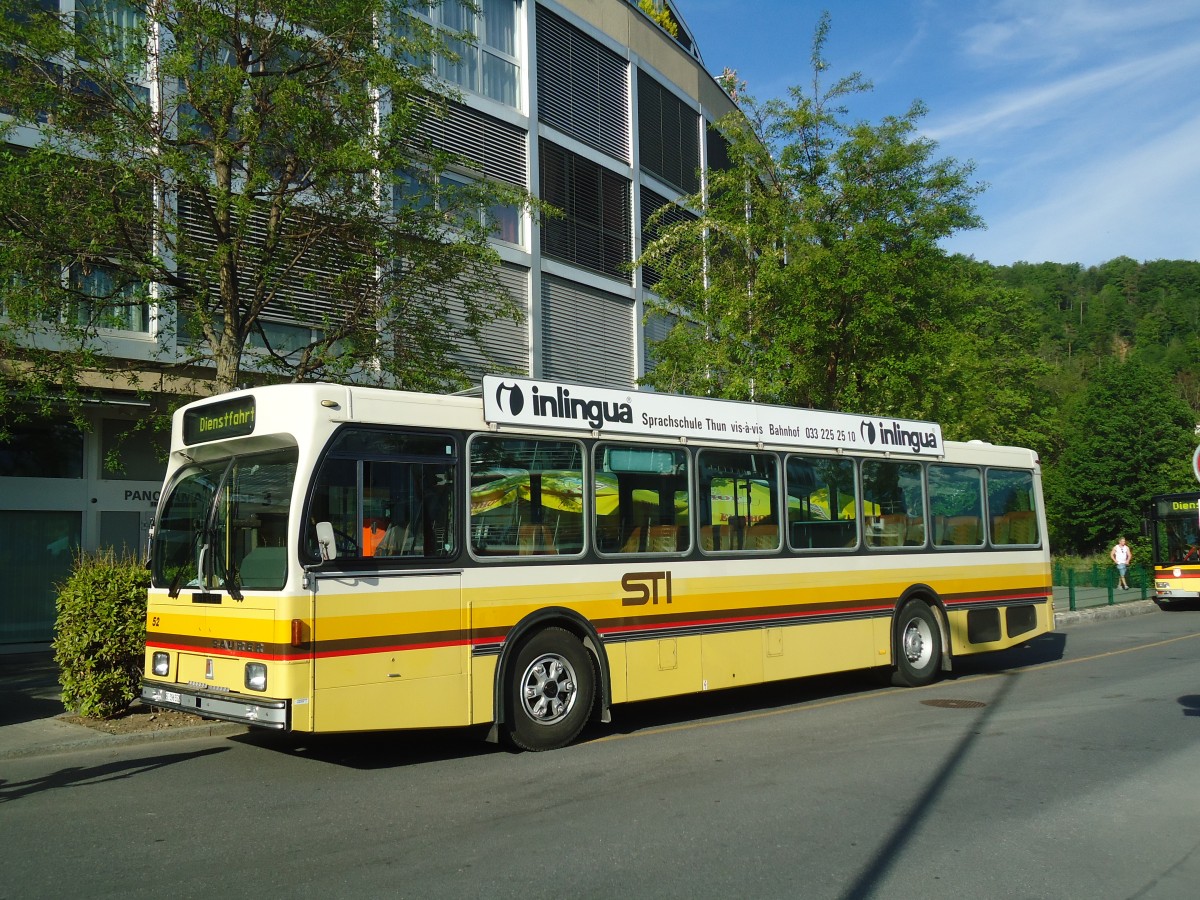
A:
<box><xmin>1148</xmin><ymin>492</ymin><xmax>1200</xmax><ymax>605</ymax></box>
<box><xmin>141</xmin><ymin>377</ymin><xmax>1052</xmax><ymax>751</ymax></box>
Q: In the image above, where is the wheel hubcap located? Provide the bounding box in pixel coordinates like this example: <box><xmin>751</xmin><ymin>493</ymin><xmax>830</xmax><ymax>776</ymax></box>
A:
<box><xmin>519</xmin><ymin>653</ymin><xmax>578</xmax><ymax>725</ymax></box>
<box><xmin>903</xmin><ymin>617</ymin><xmax>933</xmax><ymax>667</ymax></box>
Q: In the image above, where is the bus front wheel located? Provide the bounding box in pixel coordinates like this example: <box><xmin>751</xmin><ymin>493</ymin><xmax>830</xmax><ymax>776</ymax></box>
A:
<box><xmin>892</xmin><ymin>601</ymin><xmax>942</xmax><ymax>687</ymax></box>
<box><xmin>505</xmin><ymin>627</ymin><xmax>596</xmax><ymax>752</ymax></box>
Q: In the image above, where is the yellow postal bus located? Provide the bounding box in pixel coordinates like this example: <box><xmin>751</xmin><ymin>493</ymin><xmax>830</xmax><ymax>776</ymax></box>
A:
<box><xmin>141</xmin><ymin>378</ymin><xmax>1052</xmax><ymax>750</ymax></box>
<box><xmin>1149</xmin><ymin>492</ymin><xmax>1200</xmax><ymax>605</ymax></box>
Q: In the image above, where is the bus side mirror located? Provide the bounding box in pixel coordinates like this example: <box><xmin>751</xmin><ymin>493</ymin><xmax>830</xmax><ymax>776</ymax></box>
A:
<box><xmin>316</xmin><ymin>521</ymin><xmax>338</xmax><ymax>562</ymax></box>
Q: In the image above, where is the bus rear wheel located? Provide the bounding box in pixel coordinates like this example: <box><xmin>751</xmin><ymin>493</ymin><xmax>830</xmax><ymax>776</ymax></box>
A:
<box><xmin>892</xmin><ymin>600</ymin><xmax>942</xmax><ymax>687</ymax></box>
<box><xmin>505</xmin><ymin>627</ymin><xmax>595</xmax><ymax>752</ymax></box>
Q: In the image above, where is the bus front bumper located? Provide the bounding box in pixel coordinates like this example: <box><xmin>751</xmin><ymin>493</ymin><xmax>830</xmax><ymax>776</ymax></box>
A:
<box><xmin>141</xmin><ymin>681</ymin><xmax>290</xmax><ymax>729</ymax></box>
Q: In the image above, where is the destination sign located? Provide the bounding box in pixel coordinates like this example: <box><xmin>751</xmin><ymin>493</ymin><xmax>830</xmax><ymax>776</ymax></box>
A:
<box><xmin>482</xmin><ymin>377</ymin><xmax>944</xmax><ymax>456</ymax></box>
<box><xmin>182</xmin><ymin>395</ymin><xmax>257</xmax><ymax>446</ymax></box>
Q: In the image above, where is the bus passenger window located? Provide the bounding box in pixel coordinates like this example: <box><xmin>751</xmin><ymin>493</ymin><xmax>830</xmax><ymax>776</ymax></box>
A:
<box><xmin>697</xmin><ymin>450</ymin><xmax>780</xmax><ymax>553</ymax></box>
<box><xmin>987</xmin><ymin>469</ymin><xmax>1039</xmax><ymax>546</ymax></box>
<box><xmin>786</xmin><ymin>455</ymin><xmax>857</xmax><ymax>551</ymax></box>
<box><xmin>929</xmin><ymin>465</ymin><xmax>983</xmax><ymax>548</ymax></box>
<box><xmin>304</xmin><ymin>429</ymin><xmax>458</xmax><ymax>563</ymax></box>
<box><xmin>594</xmin><ymin>444</ymin><xmax>690</xmax><ymax>555</ymax></box>
<box><xmin>862</xmin><ymin>461</ymin><xmax>926</xmax><ymax>549</ymax></box>
<box><xmin>470</xmin><ymin>436</ymin><xmax>585</xmax><ymax>557</ymax></box>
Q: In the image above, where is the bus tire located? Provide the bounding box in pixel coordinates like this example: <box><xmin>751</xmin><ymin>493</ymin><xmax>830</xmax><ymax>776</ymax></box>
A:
<box><xmin>892</xmin><ymin>600</ymin><xmax>942</xmax><ymax>687</ymax></box>
<box><xmin>505</xmin><ymin>627</ymin><xmax>595</xmax><ymax>752</ymax></box>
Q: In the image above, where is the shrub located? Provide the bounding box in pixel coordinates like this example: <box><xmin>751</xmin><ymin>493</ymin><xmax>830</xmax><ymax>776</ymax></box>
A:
<box><xmin>54</xmin><ymin>549</ymin><xmax>150</xmax><ymax>718</ymax></box>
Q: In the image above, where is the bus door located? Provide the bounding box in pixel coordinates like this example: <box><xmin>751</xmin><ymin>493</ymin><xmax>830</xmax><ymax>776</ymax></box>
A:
<box><xmin>308</xmin><ymin>569</ymin><xmax>464</xmax><ymax>732</ymax></box>
<box><xmin>305</xmin><ymin>427</ymin><xmax>467</xmax><ymax>731</ymax></box>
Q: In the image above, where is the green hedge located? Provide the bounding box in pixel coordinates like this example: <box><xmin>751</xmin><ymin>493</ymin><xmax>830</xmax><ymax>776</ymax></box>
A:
<box><xmin>54</xmin><ymin>550</ymin><xmax>150</xmax><ymax>718</ymax></box>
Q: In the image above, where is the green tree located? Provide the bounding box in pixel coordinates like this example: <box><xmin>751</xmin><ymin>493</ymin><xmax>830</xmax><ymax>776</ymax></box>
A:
<box><xmin>638</xmin><ymin>13</ymin><xmax>984</xmax><ymax>420</ymax></box>
<box><xmin>0</xmin><ymin>0</ymin><xmax>528</xmax><ymax>421</ymax></box>
<box><xmin>1043</xmin><ymin>358</ymin><xmax>1196</xmax><ymax>554</ymax></box>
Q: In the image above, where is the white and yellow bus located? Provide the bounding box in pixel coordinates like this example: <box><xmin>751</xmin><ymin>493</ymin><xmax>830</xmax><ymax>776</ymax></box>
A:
<box><xmin>1149</xmin><ymin>492</ymin><xmax>1200</xmax><ymax>605</ymax></box>
<box><xmin>141</xmin><ymin>377</ymin><xmax>1052</xmax><ymax>750</ymax></box>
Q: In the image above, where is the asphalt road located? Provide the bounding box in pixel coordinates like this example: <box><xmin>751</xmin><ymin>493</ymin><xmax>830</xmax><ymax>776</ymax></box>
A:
<box><xmin>3</xmin><ymin>611</ymin><xmax>1200</xmax><ymax>900</ymax></box>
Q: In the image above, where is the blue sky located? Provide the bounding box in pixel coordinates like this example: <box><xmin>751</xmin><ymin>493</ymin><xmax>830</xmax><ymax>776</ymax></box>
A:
<box><xmin>675</xmin><ymin>0</ymin><xmax>1200</xmax><ymax>267</ymax></box>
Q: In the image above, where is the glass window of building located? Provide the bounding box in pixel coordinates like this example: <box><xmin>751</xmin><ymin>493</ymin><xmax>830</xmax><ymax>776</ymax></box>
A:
<box><xmin>99</xmin><ymin>419</ymin><xmax>168</xmax><ymax>481</ymax></box>
<box><xmin>411</xmin><ymin>0</ymin><xmax>521</xmax><ymax>108</ymax></box>
<box><xmin>69</xmin><ymin>262</ymin><xmax>150</xmax><ymax>333</ymax></box>
<box><xmin>0</xmin><ymin>420</ymin><xmax>84</xmax><ymax>478</ymax></box>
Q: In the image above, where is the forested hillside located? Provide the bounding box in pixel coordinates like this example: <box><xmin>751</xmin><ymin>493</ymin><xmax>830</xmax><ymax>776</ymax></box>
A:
<box><xmin>989</xmin><ymin>258</ymin><xmax>1200</xmax><ymax>554</ymax></box>
<box><xmin>996</xmin><ymin>258</ymin><xmax>1200</xmax><ymax>408</ymax></box>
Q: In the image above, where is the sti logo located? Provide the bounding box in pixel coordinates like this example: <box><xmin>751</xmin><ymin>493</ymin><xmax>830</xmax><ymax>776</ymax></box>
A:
<box><xmin>494</xmin><ymin>381</ymin><xmax>525</xmax><ymax>416</ymax></box>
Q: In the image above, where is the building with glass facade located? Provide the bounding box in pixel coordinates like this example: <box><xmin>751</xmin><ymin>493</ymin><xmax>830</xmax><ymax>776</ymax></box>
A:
<box><xmin>0</xmin><ymin>0</ymin><xmax>738</xmax><ymax>644</ymax></box>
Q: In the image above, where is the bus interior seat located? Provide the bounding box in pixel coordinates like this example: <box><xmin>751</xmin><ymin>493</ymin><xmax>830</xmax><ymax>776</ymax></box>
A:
<box><xmin>646</xmin><ymin>524</ymin><xmax>681</xmax><ymax>552</ymax></box>
<box><xmin>518</xmin><ymin>524</ymin><xmax>557</xmax><ymax>555</ymax></box>
<box><xmin>1006</xmin><ymin>510</ymin><xmax>1038</xmax><ymax>544</ymax></box>
<box><xmin>743</xmin><ymin>524</ymin><xmax>779</xmax><ymax>551</ymax></box>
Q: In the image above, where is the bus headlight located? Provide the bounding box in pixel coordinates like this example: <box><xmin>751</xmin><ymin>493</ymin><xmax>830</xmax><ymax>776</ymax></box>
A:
<box><xmin>245</xmin><ymin>663</ymin><xmax>267</xmax><ymax>692</ymax></box>
<box><xmin>152</xmin><ymin>652</ymin><xmax>170</xmax><ymax>677</ymax></box>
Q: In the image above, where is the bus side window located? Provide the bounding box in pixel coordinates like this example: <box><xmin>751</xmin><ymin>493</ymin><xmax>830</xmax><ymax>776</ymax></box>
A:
<box><xmin>698</xmin><ymin>450</ymin><xmax>780</xmax><ymax>553</ymax></box>
<box><xmin>786</xmin><ymin>455</ymin><xmax>857</xmax><ymax>551</ymax></box>
<box><xmin>863</xmin><ymin>460</ymin><xmax>925</xmax><ymax>550</ymax></box>
<box><xmin>305</xmin><ymin>429</ymin><xmax>458</xmax><ymax>563</ymax></box>
<box><xmin>469</xmin><ymin>436</ymin><xmax>585</xmax><ymax>557</ymax></box>
<box><xmin>987</xmin><ymin>469</ymin><xmax>1039</xmax><ymax>546</ymax></box>
<box><xmin>307</xmin><ymin>456</ymin><xmax>360</xmax><ymax>558</ymax></box>
<box><xmin>593</xmin><ymin>444</ymin><xmax>690</xmax><ymax>556</ymax></box>
<box><xmin>929</xmin><ymin>465</ymin><xmax>983</xmax><ymax>548</ymax></box>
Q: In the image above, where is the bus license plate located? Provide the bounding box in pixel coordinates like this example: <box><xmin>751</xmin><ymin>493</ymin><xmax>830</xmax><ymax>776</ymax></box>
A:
<box><xmin>164</xmin><ymin>691</ymin><xmax>181</xmax><ymax>705</ymax></box>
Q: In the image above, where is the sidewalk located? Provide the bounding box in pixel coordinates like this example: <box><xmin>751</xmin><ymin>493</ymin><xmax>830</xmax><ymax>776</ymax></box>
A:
<box><xmin>0</xmin><ymin>650</ymin><xmax>244</xmax><ymax>760</ymax></box>
<box><xmin>0</xmin><ymin>595</ymin><xmax>1162</xmax><ymax>760</ymax></box>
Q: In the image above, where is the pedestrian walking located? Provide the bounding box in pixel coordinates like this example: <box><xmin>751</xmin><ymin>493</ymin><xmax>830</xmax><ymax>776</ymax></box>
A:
<box><xmin>1111</xmin><ymin>536</ymin><xmax>1132</xmax><ymax>590</ymax></box>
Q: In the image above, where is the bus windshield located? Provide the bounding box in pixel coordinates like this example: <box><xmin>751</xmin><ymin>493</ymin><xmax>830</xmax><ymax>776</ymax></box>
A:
<box><xmin>152</xmin><ymin>449</ymin><xmax>298</xmax><ymax>595</ymax></box>
<box><xmin>1151</xmin><ymin>496</ymin><xmax>1200</xmax><ymax>567</ymax></box>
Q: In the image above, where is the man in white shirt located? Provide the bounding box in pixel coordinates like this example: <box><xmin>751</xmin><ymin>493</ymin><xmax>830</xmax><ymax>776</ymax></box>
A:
<box><xmin>1111</xmin><ymin>536</ymin><xmax>1132</xmax><ymax>590</ymax></box>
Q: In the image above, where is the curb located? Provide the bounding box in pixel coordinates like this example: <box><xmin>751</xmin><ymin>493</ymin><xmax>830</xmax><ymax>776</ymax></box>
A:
<box><xmin>1054</xmin><ymin>598</ymin><xmax>1160</xmax><ymax>628</ymax></box>
<box><xmin>0</xmin><ymin>718</ymin><xmax>247</xmax><ymax>761</ymax></box>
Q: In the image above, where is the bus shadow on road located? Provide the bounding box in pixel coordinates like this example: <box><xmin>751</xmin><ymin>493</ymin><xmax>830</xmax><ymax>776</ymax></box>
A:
<box><xmin>943</xmin><ymin>629</ymin><xmax>1066</xmax><ymax>679</ymax></box>
<box><xmin>1157</xmin><ymin>598</ymin><xmax>1200</xmax><ymax>612</ymax></box>
<box><xmin>230</xmin><ymin>632</ymin><xmax>1069</xmax><ymax>768</ymax></box>
<box><xmin>231</xmin><ymin>724</ymin><xmax>500</xmax><ymax>768</ymax></box>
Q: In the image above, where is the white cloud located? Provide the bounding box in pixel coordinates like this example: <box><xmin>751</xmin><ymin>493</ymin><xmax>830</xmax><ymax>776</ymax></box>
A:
<box><xmin>949</xmin><ymin>112</ymin><xmax>1200</xmax><ymax>264</ymax></box>
<box><xmin>925</xmin><ymin>40</ymin><xmax>1200</xmax><ymax>142</ymax></box>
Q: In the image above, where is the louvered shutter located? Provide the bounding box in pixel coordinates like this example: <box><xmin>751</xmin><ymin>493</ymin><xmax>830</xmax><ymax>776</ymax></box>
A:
<box><xmin>541</xmin><ymin>275</ymin><xmax>634</xmax><ymax>388</ymax></box>
<box><xmin>643</xmin><ymin>311</ymin><xmax>677</xmax><ymax>375</ymax></box>
<box><xmin>413</xmin><ymin>98</ymin><xmax>528</xmax><ymax>187</ymax></box>
<box><xmin>637</xmin><ymin>70</ymin><xmax>700</xmax><ymax>194</ymax></box>
<box><xmin>535</xmin><ymin>7</ymin><xmax>630</xmax><ymax>163</ymax></box>
<box><xmin>176</xmin><ymin>190</ymin><xmax>355</xmax><ymax>334</ymax></box>
<box><xmin>640</xmin><ymin>185</ymin><xmax>696</xmax><ymax>289</ymax></box>
<box><xmin>539</xmin><ymin>140</ymin><xmax>631</xmax><ymax>282</ymax></box>
<box><xmin>448</xmin><ymin>263</ymin><xmax>530</xmax><ymax>379</ymax></box>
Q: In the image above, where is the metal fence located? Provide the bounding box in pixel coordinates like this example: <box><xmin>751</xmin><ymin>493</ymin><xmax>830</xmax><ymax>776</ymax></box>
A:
<box><xmin>1051</xmin><ymin>561</ymin><xmax>1151</xmax><ymax>611</ymax></box>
